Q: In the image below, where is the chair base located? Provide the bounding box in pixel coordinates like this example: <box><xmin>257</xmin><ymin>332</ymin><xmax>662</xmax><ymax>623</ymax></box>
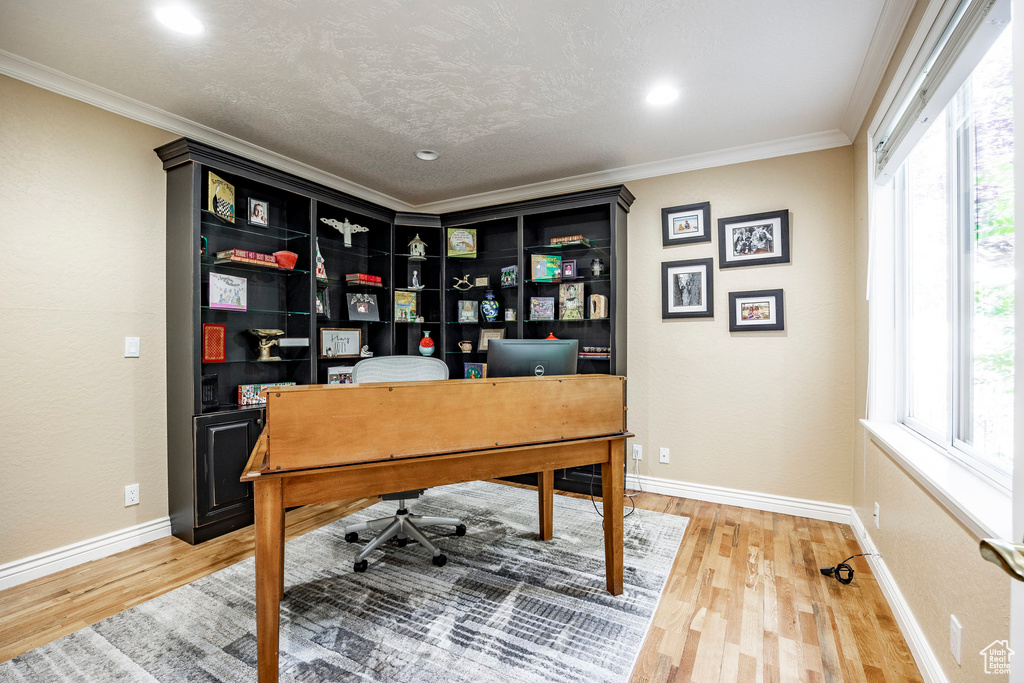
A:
<box><xmin>344</xmin><ymin>501</ymin><xmax>464</xmax><ymax>566</ymax></box>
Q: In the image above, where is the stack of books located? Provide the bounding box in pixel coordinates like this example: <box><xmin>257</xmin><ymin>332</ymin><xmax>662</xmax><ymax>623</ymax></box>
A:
<box><xmin>550</xmin><ymin>235</ymin><xmax>590</xmax><ymax>247</ymax></box>
<box><xmin>579</xmin><ymin>346</ymin><xmax>611</xmax><ymax>360</ymax></box>
<box><xmin>345</xmin><ymin>273</ymin><xmax>383</xmax><ymax>287</ymax></box>
<box><xmin>215</xmin><ymin>249</ymin><xmax>278</xmax><ymax>267</ymax></box>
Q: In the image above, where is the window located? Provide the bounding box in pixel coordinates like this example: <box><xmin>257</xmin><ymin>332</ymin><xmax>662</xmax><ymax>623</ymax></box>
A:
<box><xmin>895</xmin><ymin>26</ymin><xmax>1014</xmax><ymax>486</ymax></box>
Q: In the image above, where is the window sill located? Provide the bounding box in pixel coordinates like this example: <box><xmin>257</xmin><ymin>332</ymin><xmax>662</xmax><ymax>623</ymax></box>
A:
<box><xmin>861</xmin><ymin>420</ymin><xmax>1011</xmax><ymax>541</ymax></box>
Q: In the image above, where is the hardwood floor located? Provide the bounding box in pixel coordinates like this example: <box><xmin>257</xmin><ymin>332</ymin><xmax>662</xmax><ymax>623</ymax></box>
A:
<box><xmin>0</xmin><ymin>486</ymin><xmax>922</xmax><ymax>682</ymax></box>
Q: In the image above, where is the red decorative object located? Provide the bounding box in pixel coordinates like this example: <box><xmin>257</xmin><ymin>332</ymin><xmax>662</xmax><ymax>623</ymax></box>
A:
<box><xmin>544</xmin><ymin>332</ymin><xmax>559</xmax><ymax>340</ymax></box>
<box><xmin>418</xmin><ymin>330</ymin><xmax>435</xmax><ymax>356</ymax></box>
<box><xmin>273</xmin><ymin>251</ymin><xmax>298</xmax><ymax>270</ymax></box>
<box><xmin>202</xmin><ymin>324</ymin><xmax>227</xmax><ymax>362</ymax></box>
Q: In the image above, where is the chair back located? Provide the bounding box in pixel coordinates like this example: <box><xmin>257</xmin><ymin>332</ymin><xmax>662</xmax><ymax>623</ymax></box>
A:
<box><xmin>352</xmin><ymin>355</ymin><xmax>449</xmax><ymax>383</ymax></box>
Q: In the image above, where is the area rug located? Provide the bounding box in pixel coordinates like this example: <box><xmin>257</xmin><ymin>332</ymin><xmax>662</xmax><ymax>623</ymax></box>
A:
<box><xmin>0</xmin><ymin>481</ymin><xmax>688</xmax><ymax>683</ymax></box>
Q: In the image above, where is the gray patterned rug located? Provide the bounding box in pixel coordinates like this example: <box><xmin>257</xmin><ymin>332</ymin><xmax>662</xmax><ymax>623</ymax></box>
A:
<box><xmin>1</xmin><ymin>481</ymin><xmax>688</xmax><ymax>683</ymax></box>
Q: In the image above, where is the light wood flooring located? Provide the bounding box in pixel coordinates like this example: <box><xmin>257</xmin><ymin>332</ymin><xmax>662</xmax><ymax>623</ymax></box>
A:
<box><xmin>0</xmin><ymin>485</ymin><xmax>922</xmax><ymax>682</ymax></box>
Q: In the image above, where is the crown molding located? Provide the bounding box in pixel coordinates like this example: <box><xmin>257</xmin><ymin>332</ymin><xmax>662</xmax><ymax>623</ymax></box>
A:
<box><xmin>0</xmin><ymin>49</ymin><xmax>413</xmax><ymax>212</ymax></box>
<box><xmin>414</xmin><ymin>129</ymin><xmax>851</xmax><ymax>214</ymax></box>
<box><xmin>840</xmin><ymin>0</ymin><xmax>917</xmax><ymax>141</ymax></box>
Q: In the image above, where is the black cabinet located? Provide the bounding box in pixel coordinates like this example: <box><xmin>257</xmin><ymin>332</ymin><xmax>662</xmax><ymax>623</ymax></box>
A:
<box><xmin>194</xmin><ymin>411</ymin><xmax>262</xmax><ymax>529</ymax></box>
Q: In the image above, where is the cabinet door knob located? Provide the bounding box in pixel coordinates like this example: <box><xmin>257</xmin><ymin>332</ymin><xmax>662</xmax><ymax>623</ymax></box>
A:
<box><xmin>257</xmin><ymin>418</ymin><xmax>264</xmax><ymax>426</ymax></box>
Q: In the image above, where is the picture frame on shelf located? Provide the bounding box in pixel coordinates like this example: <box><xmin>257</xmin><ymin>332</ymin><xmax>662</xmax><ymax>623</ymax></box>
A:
<box><xmin>530</xmin><ymin>296</ymin><xmax>555</xmax><ymax>321</ymax></box>
<box><xmin>662</xmin><ymin>258</ymin><xmax>714</xmax><ymax>319</ymax></box>
<box><xmin>209</xmin><ymin>272</ymin><xmax>247</xmax><ymax>310</ymax></box>
<box><xmin>473</xmin><ymin>275</ymin><xmax>490</xmax><ymax>288</ymax></box>
<box><xmin>561</xmin><ymin>259</ymin><xmax>577</xmax><ymax>279</ymax></box>
<box><xmin>500</xmin><ymin>265</ymin><xmax>518</xmax><ymax>288</ymax></box>
<box><xmin>662</xmin><ymin>201</ymin><xmax>711</xmax><ymax>246</ymax></box>
<box><xmin>327</xmin><ymin>366</ymin><xmax>354</xmax><ymax>384</ymax></box>
<box><xmin>248</xmin><ymin>198</ymin><xmax>269</xmax><ymax>227</ymax></box>
<box><xmin>347</xmin><ymin>293</ymin><xmax>379</xmax><ymax>321</ymax></box>
<box><xmin>394</xmin><ymin>290</ymin><xmax>417</xmax><ymax>322</ymax></box>
<box><xmin>319</xmin><ymin>328</ymin><xmax>361</xmax><ymax>358</ymax></box>
<box><xmin>718</xmin><ymin>210</ymin><xmax>790</xmax><ymax>268</ymax></box>
<box><xmin>208</xmin><ymin>172</ymin><xmax>235</xmax><ymax>223</ymax></box>
<box><xmin>316</xmin><ymin>287</ymin><xmax>330</xmax><ymax>318</ymax></box>
<box><xmin>202</xmin><ymin>324</ymin><xmax>226</xmax><ymax>362</ymax></box>
<box><xmin>729</xmin><ymin>289</ymin><xmax>785</xmax><ymax>332</ymax></box>
<box><xmin>558</xmin><ymin>283</ymin><xmax>585</xmax><ymax>320</ymax></box>
<box><xmin>478</xmin><ymin>328</ymin><xmax>505</xmax><ymax>352</ymax></box>
<box><xmin>457</xmin><ymin>300</ymin><xmax>479</xmax><ymax>323</ymax></box>
<box><xmin>464</xmin><ymin>362</ymin><xmax>487</xmax><ymax>379</ymax></box>
<box><xmin>447</xmin><ymin>228</ymin><xmax>477</xmax><ymax>257</ymax></box>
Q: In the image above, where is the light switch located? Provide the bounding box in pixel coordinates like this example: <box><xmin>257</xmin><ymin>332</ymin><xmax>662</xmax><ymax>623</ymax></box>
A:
<box><xmin>125</xmin><ymin>337</ymin><xmax>141</xmax><ymax>358</ymax></box>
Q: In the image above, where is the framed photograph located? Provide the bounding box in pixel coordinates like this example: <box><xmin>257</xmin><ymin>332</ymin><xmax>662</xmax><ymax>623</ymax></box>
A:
<box><xmin>346</xmin><ymin>293</ymin><xmax>379</xmax><ymax>321</ymax></box>
<box><xmin>662</xmin><ymin>258</ymin><xmax>714</xmax><ymax>319</ymax></box>
<box><xmin>457</xmin><ymin>300</ymin><xmax>479</xmax><ymax>323</ymax></box>
<box><xmin>561</xmin><ymin>259</ymin><xmax>577</xmax><ymax>279</ymax></box>
<box><xmin>447</xmin><ymin>228</ymin><xmax>477</xmax><ymax>257</ymax></box>
<box><xmin>315</xmin><ymin>287</ymin><xmax>330</xmax><ymax>318</ymax></box>
<box><xmin>320</xmin><ymin>328</ymin><xmax>361</xmax><ymax>358</ymax></box>
<box><xmin>202</xmin><ymin>324</ymin><xmax>226</xmax><ymax>363</ymax></box>
<box><xmin>558</xmin><ymin>283</ymin><xmax>585</xmax><ymax>320</ymax></box>
<box><xmin>208</xmin><ymin>172</ymin><xmax>235</xmax><ymax>223</ymax></box>
<box><xmin>464</xmin><ymin>362</ymin><xmax>487</xmax><ymax>379</ymax></box>
<box><xmin>718</xmin><ymin>210</ymin><xmax>790</xmax><ymax>268</ymax></box>
<box><xmin>473</xmin><ymin>275</ymin><xmax>490</xmax><ymax>288</ymax></box>
<box><xmin>478</xmin><ymin>328</ymin><xmax>505</xmax><ymax>352</ymax></box>
<box><xmin>500</xmin><ymin>265</ymin><xmax>518</xmax><ymax>288</ymax></box>
<box><xmin>326</xmin><ymin>366</ymin><xmax>354</xmax><ymax>384</ymax></box>
<box><xmin>662</xmin><ymin>201</ymin><xmax>711</xmax><ymax>246</ymax></box>
<box><xmin>209</xmin><ymin>272</ymin><xmax>247</xmax><ymax>310</ymax></box>
<box><xmin>248</xmin><ymin>198</ymin><xmax>269</xmax><ymax>227</ymax></box>
<box><xmin>529</xmin><ymin>296</ymin><xmax>555</xmax><ymax>321</ymax></box>
<box><xmin>729</xmin><ymin>289</ymin><xmax>785</xmax><ymax>331</ymax></box>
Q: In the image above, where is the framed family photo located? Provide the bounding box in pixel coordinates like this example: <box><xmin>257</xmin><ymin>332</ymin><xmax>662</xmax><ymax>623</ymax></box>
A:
<box><xmin>248</xmin><ymin>198</ymin><xmax>269</xmax><ymax>227</ymax></box>
<box><xmin>718</xmin><ymin>209</ymin><xmax>790</xmax><ymax>268</ymax></box>
<box><xmin>662</xmin><ymin>201</ymin><xmax>711</xmax><ymax>246</ymax></box>
<box><xmin>662</xmin><ymin>258</ymin><xmax>714</xmax><ymax>319</ymax></box>
<box><xmin>728</xmin><ymin>289</ymin><xmax>785</xmax><ymax>331</ymax></box>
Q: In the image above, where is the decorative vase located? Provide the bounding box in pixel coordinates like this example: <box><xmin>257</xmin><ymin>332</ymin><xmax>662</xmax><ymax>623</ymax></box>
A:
<box><xmin>480</xmin><ymin>290</ymin><xmax>500</xmax><ymax>322</ymax></box>
<box><xmin>418</xmin><ymin>331</ymin><xmax>435</xmax><ymax>356</ymax></box>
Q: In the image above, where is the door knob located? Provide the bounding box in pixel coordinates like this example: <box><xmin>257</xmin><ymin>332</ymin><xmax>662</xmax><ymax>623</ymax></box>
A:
<box><xmin>980</xmin><ymin>538</ymin><xmax>1024</xmax><ymax>581</ymax></box>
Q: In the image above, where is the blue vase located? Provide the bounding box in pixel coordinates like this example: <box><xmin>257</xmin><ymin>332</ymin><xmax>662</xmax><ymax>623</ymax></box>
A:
<box><xmin>480</xmin><ymin>290</ymin><xmax>500</xmax><ymax>322</ymax></box>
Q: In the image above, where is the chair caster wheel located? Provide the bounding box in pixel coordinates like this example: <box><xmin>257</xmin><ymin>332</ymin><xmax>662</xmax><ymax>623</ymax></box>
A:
<box><xmin>354</xmin><ymin>559</ymin><xmax>368</xmax><ymax>573</ymax></box>
<box><xmin>455</xmin><ymin>524</ymin><xmax>467</xmax><ymax>537</ymax></box>
<box><xmin>432</xmin><ymin>554</ymin><xmax>447</xmax><ymax>567</ymax></box>
<box><xmin>345</xmin><ymin>532</ymin><xmax>359</xmax><ymax>543</ymax></box>
<box><xmin>397</xmin><ymin>538</ymin><xmax>409</xmax><ymax>547</ymax></box>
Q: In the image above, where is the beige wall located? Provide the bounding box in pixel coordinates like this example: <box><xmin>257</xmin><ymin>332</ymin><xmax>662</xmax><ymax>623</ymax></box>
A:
<box><xmin>624</xmin><ymin>147</ymin><xmax>855</xmax><ymax>504</ymax></box>
<box><xmin>0</xmin><ymin>75</ymin><xmax>175</xmax><ymax>563</ymax></box>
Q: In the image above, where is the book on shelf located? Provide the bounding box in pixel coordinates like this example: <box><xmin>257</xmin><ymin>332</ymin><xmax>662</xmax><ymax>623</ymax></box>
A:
<box><xmin>215</xmin><ymin>249</ymin><xmax>278</xmax><ymax>267</ymax></box>
<box><xmin>345</xmin><ymin>273</ymin><xmax>383</xmax><ymax>287</ymax></box>
<box><xmin>531</xmin><ymin>254</ymin><xmax>562</xmax><ymax>281</ymax></box>
<box><xmin>550</xmin><ymin>235</ymin><xmax>590</xmax><ymax>246</ymax></box>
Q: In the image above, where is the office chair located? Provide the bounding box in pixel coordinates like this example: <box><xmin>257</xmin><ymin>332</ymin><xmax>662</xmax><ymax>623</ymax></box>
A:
<box><xmin>343</xmin><ymin>355</ymin><xmax>466</xmax><ymax>572</ymax></box>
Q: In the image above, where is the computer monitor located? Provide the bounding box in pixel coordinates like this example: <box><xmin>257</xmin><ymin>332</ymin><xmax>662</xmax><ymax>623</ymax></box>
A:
<box><xmin>486</xmin><ymin>339</ymin><xmax>578</xmax><ymax>378</ymax></box>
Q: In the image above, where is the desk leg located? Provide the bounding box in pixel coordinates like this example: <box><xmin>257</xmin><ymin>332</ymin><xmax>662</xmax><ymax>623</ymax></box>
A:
<box><xmin>254</xmin><ymin>478</ymin><xmax>284</xmax><ymax>683</ymax></box>
<box><xmin>538</xmin><ymin>470</ymin><xmax>554</xmax><ymax>541</ymax></box>
<box><xmin>601</xmin><ymin>441</ymin><xmax>624</xmax><ymax>596</ymax></box>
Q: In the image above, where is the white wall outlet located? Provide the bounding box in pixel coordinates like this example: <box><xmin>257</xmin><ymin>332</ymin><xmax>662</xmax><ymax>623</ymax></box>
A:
<box><xmin>659</xmin><ymin>447</ymin><xmax>670</xmax><ymax>464</ymax></box>
<box><xmin>949</xmin><ymin>614</ymin><xmax>962</xmax><ymax>665</ymax></box>
<box><xmin>124</xmin><ymin>483</ymin><xmax>140</xmax><ymax>507</ymax></box>
<box><xmin>632</xmin><ymin>444</ymin><xmax>643</xmax><ymax>460</ymax></box>
<box><xmin>124</xmin><ymin>337</ymin><xmax>141</xmax><ymax>358</ymax></box>
<box><xmin>873</xmin><ymin>502</ymin><xmax>880</xmax><ymax>529</ymax></box>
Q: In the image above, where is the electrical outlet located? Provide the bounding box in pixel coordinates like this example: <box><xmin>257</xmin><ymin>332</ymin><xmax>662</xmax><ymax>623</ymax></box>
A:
<box><xmin>124</xmin><ymin>484</ymin><xmax>140</xmax><ymax>507</ymax></box>
<box><xmin>632</xmin><ymin>444</ymin><xmax>643</xmax><ymax>460</ymax></box>
<box><xmin>950</xmin><ymin>614</ymin><xmax>962</xmax><ymax>665</ymax></box>
<box><xmin>659</xmin><ymin>447</ymin><xmax>670</xmax><ymax>464</ymax></box>
<box><xmin>873</xmin><ymin>502</ymin><xmax>880</xmax><ymax>529</ymax></box>
<box><xmin>124</xmin><ymin>337</ymin><xmax>141</xmax><ymax>358</ymax></box>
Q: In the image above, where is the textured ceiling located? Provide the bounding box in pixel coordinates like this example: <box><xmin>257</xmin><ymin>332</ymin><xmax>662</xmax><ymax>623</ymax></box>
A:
<box><xmin>0</xmin><ymin>0</ymin><xmax>886</xmax><ymax>205</ymax></box>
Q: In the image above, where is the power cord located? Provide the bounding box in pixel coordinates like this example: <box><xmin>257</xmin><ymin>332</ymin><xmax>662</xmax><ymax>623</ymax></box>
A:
<box><xmin>588</xmin><ymin>463</ymin><xmax>637</xmax><ymax>519</ymax></box>
<box><xmin>820</xmin><ymin>553</ymin><xmax>877</xmax><ymax>585</ymax></box>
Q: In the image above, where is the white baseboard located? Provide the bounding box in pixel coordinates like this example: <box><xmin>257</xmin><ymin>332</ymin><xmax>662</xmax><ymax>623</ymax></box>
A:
<box><xmin>0</xmin><ymin>517</ymin><xmax>171</xmax><ymax>591</ymax></box>
<box><xmin>624</xmin><ymin>473</ymin><xmax>852</xmax><ymax>524</ymax></box>
<box><xmin>847</xmin><ymin>512</ymin><xmax>947</xmax><ymax>683</ymax></box>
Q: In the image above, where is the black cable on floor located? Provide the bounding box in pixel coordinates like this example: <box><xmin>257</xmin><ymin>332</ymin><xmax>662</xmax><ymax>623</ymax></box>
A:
<box><xmin>820</xmin><ymin>553</ymin><xmax>876</xmax><ymax>585</ymax></box>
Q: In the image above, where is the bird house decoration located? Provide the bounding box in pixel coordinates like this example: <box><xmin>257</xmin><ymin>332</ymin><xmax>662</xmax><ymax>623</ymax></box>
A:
<box><xmin>408</xmin><ymin>234</ymin><xmax>428</xmax><ymax>260</ymax></box>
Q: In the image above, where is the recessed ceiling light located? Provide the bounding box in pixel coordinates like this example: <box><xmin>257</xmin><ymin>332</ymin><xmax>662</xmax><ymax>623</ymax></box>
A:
<box><xmin>154</xmin><ymin>6</ymin><xmax>204</xmax><ymax>35</ymax></box>
<box><xmin>415</xmin><ymin>150</ymin><xmax>440</xmax><ymax>161</ymax></box>
<box><xmin>645</xmin><ymin>84</ymin><xmax>679</xmax><ymax>107</ymax></box>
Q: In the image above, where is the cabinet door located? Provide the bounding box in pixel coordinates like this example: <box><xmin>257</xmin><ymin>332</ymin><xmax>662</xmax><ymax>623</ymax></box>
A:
<box><xmin>195</xmin><ymin>412</ymin><xmax>260</xmax><ymax>526</ymax></box>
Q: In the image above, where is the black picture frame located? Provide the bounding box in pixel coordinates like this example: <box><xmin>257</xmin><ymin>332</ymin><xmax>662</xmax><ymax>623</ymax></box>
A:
<box><xmin>662</xmin><ymin>258</ymin><xmax>714</xmax><ymax>319</ymax></box>
<box><xmin>662</xmin><ymin>201</ymin><xmax>711</xmax><ymax>246</ymax></box>
<box><xmin>728</xmin><ymin>289</ymin><xmax>785</xmax><ymax>331</ymax></box>
<box><xmin>717</xmin><ymin>210</ymin><xmax>790</xmax><ymax>268</ymax></box>
<box><xmin>346</xmin><ymin>293</ymin><xmax>380</xmax><ymax>321</ymax></box>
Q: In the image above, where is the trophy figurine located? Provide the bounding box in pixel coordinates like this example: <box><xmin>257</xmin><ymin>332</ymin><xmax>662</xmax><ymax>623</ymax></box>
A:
<box><xmin>247</xmin><ymin>328</ymin><xmax>285</xmax><ymax>361</ymax></box>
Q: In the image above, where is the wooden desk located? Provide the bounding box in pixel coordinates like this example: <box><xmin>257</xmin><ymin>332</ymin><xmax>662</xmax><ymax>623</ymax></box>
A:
<box><xmin>241</xmin><ymin>375</ymin><xmax>628</xmax><ymax>683</ymax></box>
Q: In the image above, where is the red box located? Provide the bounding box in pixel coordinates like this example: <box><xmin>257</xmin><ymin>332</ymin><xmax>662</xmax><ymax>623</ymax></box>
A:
<box><xmin>202</xmin><ymin>324</ymin><xmax>226</xmax><ymax>362</ymax></box>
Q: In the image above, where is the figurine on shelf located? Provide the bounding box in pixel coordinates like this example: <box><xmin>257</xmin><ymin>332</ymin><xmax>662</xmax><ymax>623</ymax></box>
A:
<box><xmin>590</xmin><ymin>257</ymin><xmax>606</xmax><ymax>277</ymax></box>
<box><xmin>408</xmin><ymin>234</ymin><xmax>428</xmax><ymax>260</ymax></box>
<box><xmin>321</xmin><ymin>217</ymin><xmax>369</xmax><ymax>247</ymax></box>
<box><xmin>247</xmin><ymin>329</ymin><xmax>284</xmax><ymax>361</ymax></box>
<box><xmin>360</xmin><ymin>345</ymin><xmax>373</xmax><ymax>357</ymax></box>
<box><xmin>409</xmin><ymin>269</ymin><xmax>424</xmax><ymax>291</ymax></box>
<box><xmin>452</xmin><ymin>274</ymin><xmax>473</xmax><ymax>291</ymax></box>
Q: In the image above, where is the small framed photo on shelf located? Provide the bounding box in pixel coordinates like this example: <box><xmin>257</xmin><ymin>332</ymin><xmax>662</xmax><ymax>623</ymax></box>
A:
<box><xmin>316</xmin><ymin>287</ymin><xmax>330</xmax><ymax>318</ymax></box>
<box><xmin>500</xmin><ymin>265</ymin><xmax>518</xmax><ymax>288</ymax></box>
<box><xmin>561</xmin><ymin>259</ymin><xmax>577</xmax><ymax>279</ymax></box>
<box><xmin>558</xmin><ymin>283</ymin><xmax>585</xmax><ymax>320</ymax></box>
<box><xmin>662</xmin><ymin>258</ymin><xmax>714</xmax><ymax>319</ymax></box>
<box><xmin>457</xmin><ymin>300</ymin><xmax>479</xmax><ymax>323</ymax></box>
<box><xmin>729</xmin><ymin>289</ymin><xmax>785</xmax><ymax>331</ymax></box>
<box><xmin>208</xmin><ymin>172</ymin><xmax>235</xmax><ymax>223</ymax></box>
<box><xmin>464</xmin><ymin>362</ymin><xmax>487</xmax><ymax>379</ymax></box>
<box><xmin>248</xmin><ymin>198</ymin><xmax>269</xmax><ymax>227</ymax></box>
<box><xmin>530</xmin><ymin>296</ymin><xmax>555</xmax><ymax>321</ymax></box>
<box><xmin>718</xmin><ymin>210</ymin><xmax>790</xmax><ymax>268</ymax></box>
<box><xmin>347</xmin><ymin>293</ymin><xmax>380</xmax><ymax>321</ymax></box>
<box><xmin>326</xmin><ymin>366</ymin><xmax>354</xmax><ymax>384</ymax></box>
<box><xmin>209</xmin><ymin>272</ymin><xmax>247</xmax><ymax>310</ymax></box>
<box><xmin>320</xmin><ymin>328</ymin><xmax>361</xmax><ymax>358</ymax></box>
<box><xmin>505</xmin><ymin>308</ymin><xmax>516</xmax><ymax>322</ymax></box>
<box><xmin>478</xmin><ymin>328</ymin><xmax>505</xmax><ymax>352</ymax></box>
<box><xmin>202</xmin><ymin>324</ymin><xmax>226</xmax><ymax>363</ymax></box>
<box><xmin>662</xmin><ymin>201</ymin><xmax>711</xmax><ymax>246</ymax></box>
<box><xmin>474</xmin><ymin>275</ymin><xmax>490</xmax><ymax>288</ymax></box>
<box><xmin>447</xmin><ymin>228</ymin><xmax>477</xmax><ymax>257</ymax></box>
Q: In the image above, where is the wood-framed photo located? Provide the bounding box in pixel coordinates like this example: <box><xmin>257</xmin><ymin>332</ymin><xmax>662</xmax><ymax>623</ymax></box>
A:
<box><xmin>319</xmin><ymin>328</ymin><xmax>361</xmax><ymax>358</ymax></box>
<box><xmin>718</xmin><ymin>210</ymin><xmax>790</xmax><ymax>268</ymax></box>
<box><xmin>662</xmin><ymin>201</ymin><xmax>711</xmax><ymax>246</ymax></box>
<box><xmin>248</xmin><ymin>198</ymin><xmax>269</xmax><ymax>227</ymax></box>
<box><xmin>477</xmin><ymin>328</ymin><xmax>505</xmax><ymax>351</ymax></box>
<box><xmin>729</xmin><ymin>289</ymin><xmax>784</xmax><ymax>331</ymax></box>
<box><xmin>662</xmin><ymin>258</ymin><xmax>714</xmax><ymax>319</ymax></box>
